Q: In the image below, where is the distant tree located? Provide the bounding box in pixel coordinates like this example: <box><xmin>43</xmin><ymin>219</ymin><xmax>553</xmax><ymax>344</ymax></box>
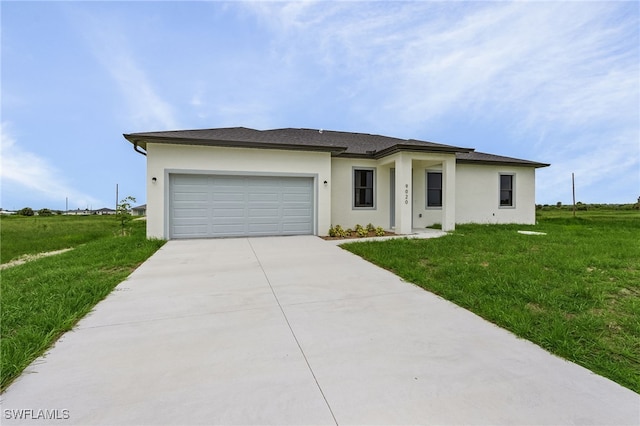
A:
<box><xmin>116</xmin><ymin>196</ymin><xmax>136</xmax><ymax>236</ymax></box>
<box><xmin>38</xmin><ymin>208</ymin><xmax>53</xmax><ymax>216</ymax></box>
<box><xmin>17</xmin><ymin>207</ymin><xmax>34</xmax><ymax>216</ymax></box>
<box><xmin>556</xmin><ymin>201</ymin><xmax>562</xmax><ymax>208</ymax></box>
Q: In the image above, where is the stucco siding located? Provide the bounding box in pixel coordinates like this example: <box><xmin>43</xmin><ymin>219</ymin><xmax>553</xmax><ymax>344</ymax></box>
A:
<box><xmin>455</xmin><ymin>164</ymin><xmax>536</xmax><ymax>224</ymax></box>
<box><xmin>330</xmin><ymin>158</ymin><xmax>392</xmax><ymax>230</ymax></box>
<box><xmin>146</xmin><ymin>143</ymin><xmax>332</xmax><ymax>239</ymax></box>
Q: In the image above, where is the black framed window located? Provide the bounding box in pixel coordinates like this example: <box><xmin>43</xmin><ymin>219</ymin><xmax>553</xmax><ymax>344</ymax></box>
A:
<box><xmin>354</xmin><ymin>169</ymin><xmax>374</xmax><ymax>208</ymax></box>
<box><xmin>500</xmin><ymin>174</ymin><xmax>514</xmax><ymax>207</ymax></box>
<box><xmin>426</xmin><ymin>171</ymin><xmax>442</xmax><ymax>207</ymax></box>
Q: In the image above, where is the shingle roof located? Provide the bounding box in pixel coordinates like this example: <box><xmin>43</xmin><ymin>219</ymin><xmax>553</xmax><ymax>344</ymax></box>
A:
<box><xmin>123</xmin><ymin>126</ymin><xmax>548</xmax><ymax>167</ymax></box>
<box><xmin>124</xmin><ymin>127</ymin><xmax>473</xmax><ymax>157</ymax></box>
<box><xmin>456</xmin><ymin>151</ymin><xmax>550</xmax><ymax>168</ymax></box>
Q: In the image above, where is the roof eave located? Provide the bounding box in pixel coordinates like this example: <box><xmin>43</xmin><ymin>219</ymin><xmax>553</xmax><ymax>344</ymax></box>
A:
<box><xmin>123</xmin><ymin>134</ymin><xmax>347</xmax><ymax>155</ymax></box>
<box><xmin>456</xmin><ymin>158</ymin><xmax>550</xmax><ymax>168</ymax></box>
<box><xmin>372</xmin><ymin>144</ymin><xmax>474</xmax><ymax>159</ymax></box>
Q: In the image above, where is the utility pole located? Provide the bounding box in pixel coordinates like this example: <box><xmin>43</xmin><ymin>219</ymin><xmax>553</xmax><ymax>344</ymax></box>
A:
<box><xmin>116</xmin><ymin>184</ymin><xmax>119</xmax><ymax>211</ymax></box>
<box><xmin>572</xmin><ymin>173</ymin><xmax>576</xmax><ymax>218</ymax></box>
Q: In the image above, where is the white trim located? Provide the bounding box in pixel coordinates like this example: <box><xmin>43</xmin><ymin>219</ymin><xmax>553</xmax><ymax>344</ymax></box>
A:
<box><xmin>352</xmin><ymin>166</ymin><xmax>377</xmax><ymax>210</ymax></box>
<box><xmin>498</xmin><ymin>172</ymin><xmax>516</xmax><ymax>209</ymax></box>
<box><xmin>425</xmin><ymin>169</ymin><xmax>443</xmax><ymax>210</ymax></box>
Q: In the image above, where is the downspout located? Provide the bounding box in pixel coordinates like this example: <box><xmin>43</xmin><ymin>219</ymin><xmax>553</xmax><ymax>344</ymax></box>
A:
<box><xmin>133</xmin><ymin>142</ymin><xmax>147</xmax><ymax>156</ymax></box>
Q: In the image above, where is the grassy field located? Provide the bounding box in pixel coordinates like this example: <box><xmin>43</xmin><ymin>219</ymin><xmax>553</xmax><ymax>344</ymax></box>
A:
<box><xmin>1</xmin><ymin>215</ymin><xmax>164</xmax><ymax>391</ymax></box>
<box><xmin>343</xmin><ymin>209</ymin><xmax>640</xmax><ymax>393</ymax></box>
<box><xmin>1</xmin><ymin>215</ymin><xmax>122</xmax><ymax>264</ymax></box>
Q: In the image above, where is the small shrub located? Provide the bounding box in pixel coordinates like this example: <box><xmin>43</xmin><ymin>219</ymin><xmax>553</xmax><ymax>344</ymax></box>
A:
<box><xmin>334</xmin><ymin>225</ymin><xmax>347</xmax><ymax>238</ymax></box>
<box><xmin>356</xmin><ymin>227</ymin><xmax>368</xmax><ymax>238</ymax></box>
<box><xmin>328</xmin><ymin>226</ymin><xmax>337</xmax><ymax>237</ymax></box>
<box><xmin>354</xmin><ymin>224</ymin><xmax>364</xmax><ymax>233</ymax></box>
<box><xmin>116</xmin><ymin>196</ymin><xmax>136</xmax><ymax>236</ymax></box>
<box><xmin>344</xmin><ymin>228</ymin><xmax>353</xmax><ymax>237</ymax></box>
<box><xmin>37</xmin><ymin>208</ymin><xmax>53</xmax><ymax>217</ymax></box>
<box><xmin>17</xmin><ymin>207</ymin><xmax>34</xmax><ymax>216</ymax></box>
<box><xmin>366</xmin><ymin>223</ymin><xmax>375</xmax><ymax>232</ymax></box>
<box><xmin>375</xmin><ymin>226</ymin><xmax>386</xmax><ymax>236</ymax></box>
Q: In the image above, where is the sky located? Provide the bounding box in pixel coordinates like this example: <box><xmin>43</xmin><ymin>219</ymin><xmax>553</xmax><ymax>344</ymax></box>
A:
<box><xmin>1</xmin><ymin>1</ymin><xmax>639</xmax><ymax>211</ymax></box>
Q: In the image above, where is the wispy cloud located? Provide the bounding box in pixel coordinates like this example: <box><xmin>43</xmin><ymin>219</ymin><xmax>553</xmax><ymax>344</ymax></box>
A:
<box><xmin>71</xmin><ymin>9</ymin><xmax>178</xmax><ymax>131</ymax></box>
<box><xmin>0</xmin><ymin>123</ymin><xmax>100</xmax><ymax>209</ymax></box>
<box><xmin>243</xmin><ymin>2</ymin><xmax>639</xmax><ymax>203</ymax></box>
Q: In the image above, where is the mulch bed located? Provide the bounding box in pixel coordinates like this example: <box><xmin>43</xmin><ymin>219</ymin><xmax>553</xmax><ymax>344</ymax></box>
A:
<box><xmin>321</xmin><ymin>231</ymin><xmax>396</xmax><ymax>240</ymax></box>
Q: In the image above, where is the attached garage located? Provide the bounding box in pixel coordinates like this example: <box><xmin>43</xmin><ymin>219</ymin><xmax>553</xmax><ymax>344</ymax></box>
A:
<box><xmin>169</xmin><ymin>174</ymin><xmax>314</xmax><ymax>239</ymax></box>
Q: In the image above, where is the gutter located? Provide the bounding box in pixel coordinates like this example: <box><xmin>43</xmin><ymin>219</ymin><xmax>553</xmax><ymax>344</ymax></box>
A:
<box><xmin>133</xmin><ymin>142</ymin><xmax>147</xmax><ymax>156</ymax></box>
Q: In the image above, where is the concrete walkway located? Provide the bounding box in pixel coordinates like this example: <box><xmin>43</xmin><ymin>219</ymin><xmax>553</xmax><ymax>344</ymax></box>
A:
<box><xmin>1</xmin><ymin>236</ymin><xmax>638</xmax><ymax>425</ymax></box>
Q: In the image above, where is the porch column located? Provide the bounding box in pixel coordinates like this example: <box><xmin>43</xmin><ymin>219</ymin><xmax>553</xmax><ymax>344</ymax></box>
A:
<box><xmin>394</xmin><ymin>153</ymin><xmax>413</xmax><ymax>235</ymax></box>
<box><xmin>442</xmin><ymin>156</ymin><xmax>456</xmax><ymax>231</ymax></box>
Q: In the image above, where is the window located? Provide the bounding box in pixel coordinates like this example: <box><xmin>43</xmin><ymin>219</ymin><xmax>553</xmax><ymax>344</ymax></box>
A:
<box><xmin>500</xmin><ymin>174</ymin><xmax>514</xmax><ymax>207</ymax></box>
<box><xmin>426</xmin><ymin>171</ymin><xmax>442</xmax><ymax>208</ymax></box>
<box><xmin>354</xmin><ymin>168</ymin><xmax>375</xmax><ymax>208</ymax></box>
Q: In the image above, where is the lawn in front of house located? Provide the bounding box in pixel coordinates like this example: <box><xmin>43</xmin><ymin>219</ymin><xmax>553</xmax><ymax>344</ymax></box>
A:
<box><xmin>1</xmin><ymin>217</ymin><xmax>164</xmax><ymax>391</ymax></box>
<box><xmin>342</xmin><ymin>209</ymin><xmax>640</xmax><ymax>393</ymax></box>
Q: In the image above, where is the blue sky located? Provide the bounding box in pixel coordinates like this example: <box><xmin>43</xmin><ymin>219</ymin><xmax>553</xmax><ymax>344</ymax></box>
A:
<box><xmin>2</xmin><ymin>1</ymin><xmax>638</xmax><ymax>211</ymax></box>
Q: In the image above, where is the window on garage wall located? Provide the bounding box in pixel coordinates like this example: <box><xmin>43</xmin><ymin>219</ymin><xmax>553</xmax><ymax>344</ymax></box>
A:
<box><xmin>353</xmin><ymin>168</ymin><xmax>375</xmax><ymax>209</ymax></box>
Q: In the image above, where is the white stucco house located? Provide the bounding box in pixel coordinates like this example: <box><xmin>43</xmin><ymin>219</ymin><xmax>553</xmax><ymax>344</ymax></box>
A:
<box><xmin>124</xmin><ymin>127</ymin><xmax>549</xmax><ymax>240</ymax></box>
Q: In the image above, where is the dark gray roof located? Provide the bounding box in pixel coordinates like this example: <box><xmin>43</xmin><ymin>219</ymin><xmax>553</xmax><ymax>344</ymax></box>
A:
<box><xmin>124</xmin><ymin>126</ymin><xmax>548</xmax><ymax>167</ymax></box>
<box><xmin>124</xmin><ymin>127</ymin><xmax>474</xmax><ymax>157</ymax></box>
<box><xmin>456</xmin><ymin>151</ymin><xmax>550</xmax><ymax>168</ymax></box>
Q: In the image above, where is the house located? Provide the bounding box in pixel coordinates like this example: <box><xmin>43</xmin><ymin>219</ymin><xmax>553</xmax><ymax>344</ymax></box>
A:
<box><xmin>123</xmin><ymin>127</ymin><xmax>549</xmax><ymax>240</ymax></box>
<box><xmin>132</xmin><ymin>204</ymin><xmax>147</xmax><ymax>216</ymax></box>
<box><xmin>93</xmin><ymin>207</ymin><xmax>117</xmax><ymax>215</ymax></box>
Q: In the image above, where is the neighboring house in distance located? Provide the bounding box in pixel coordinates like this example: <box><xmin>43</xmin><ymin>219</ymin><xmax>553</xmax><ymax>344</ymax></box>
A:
<box><xmin>124</xmin><ymin>127</ymin><xmax>549</xmax><ymax>240</ymax></box>
<box><xmin>132</xmin><ymin>204</ymin><xmax>147</xmax><ymax>216</ymax></box>
<box><xmin>94</xmin><ymin>208</ymin><xmax>117</xmax><ymax>215</ymax></box>
<box><xmin>65</xmin><ymin>208</ymin><xmax>91</xmax><ymax>216</ymax></box>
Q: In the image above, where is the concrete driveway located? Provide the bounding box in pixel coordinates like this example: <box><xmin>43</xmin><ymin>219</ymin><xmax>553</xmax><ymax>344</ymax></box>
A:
<box><xmin>2</xmin><ymin>236</ymin><xmax>638</xmax><ymax>425</ymax></box>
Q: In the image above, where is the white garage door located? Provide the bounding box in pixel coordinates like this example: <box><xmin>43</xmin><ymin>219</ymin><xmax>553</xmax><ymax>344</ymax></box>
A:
<box><xmin>169</xmin><ymin>174</ymin><xmax>314</xmax><ymax>239</ymax></box>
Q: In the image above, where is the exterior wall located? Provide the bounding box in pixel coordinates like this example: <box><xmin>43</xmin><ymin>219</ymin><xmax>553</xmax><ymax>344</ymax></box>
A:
<box><xmin>455</xmin><ymin>163</ymin><xmax>536</xmax><ymax>224</ymax></box>
<box><xmin>146</xmin><ymin>143</ymin><xmax>332</xmax><ymax>239</ymax></box>
<box><xmin>409</xmin><ymin>162</ymin><xmax>537</xmax><ymax>228</ymax></box>
<box><xmin>330</xmin><ymin>158</ymin><xmax>392</xmax><ymax>230</ymax></box>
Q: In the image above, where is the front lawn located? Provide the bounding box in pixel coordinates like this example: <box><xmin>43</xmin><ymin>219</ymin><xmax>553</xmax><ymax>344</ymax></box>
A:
<box><xmin>342</xmin><ymin>210</ymin><xmax>640</xmax><ymax>393</ymax></box>
<box><xmin>1</xmin><ymin>218</ymin><xmax>164</xmax><ymax>391</ymax></box>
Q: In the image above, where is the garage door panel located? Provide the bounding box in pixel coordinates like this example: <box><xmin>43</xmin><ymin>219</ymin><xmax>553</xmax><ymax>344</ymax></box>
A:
<box><xmin>248</xmin><ymin>208</ymin><xmax>280</xmax><ymax>217</ymax></box>
<box><xmin>170</xmin><ymin>174</ymin><xmax>313</xmax><ymax>238</ymax></box>
<box><xmin>173</xmin><ymin>208</ymin><xmax>208</xmax><ymax>218</ymax></box>
<box><xmin>174</xmin><ymin>192</ymin><xmax>208</xmax><ymax>202</ymax></box>
<box><xmin>173</xmin><ymin>225</ymin><xmax>208</xmax><ymax>237</ymax></box>
<box><xmin>248</xmin><ymin>193</ymin><xmax>279</xmax><ymax>202</ymax></box>
<box><xmin>212</xmin><ymin>192</ymin><xmax>245</xmax><ymax>201</ymax></box>
<box><xmin>212</xmin><ymin>208</ymin><xmax>245</xmax><ymax>217</ymax></box>
<box><xmin>211</xmin><ymin>224</ymin><xmax>246</xmax><ymax>235</ymax></box>
<box><xmin>173</xmin><ymin>175</ymin><xmax>209</xmax><ymax>185</ymax></box>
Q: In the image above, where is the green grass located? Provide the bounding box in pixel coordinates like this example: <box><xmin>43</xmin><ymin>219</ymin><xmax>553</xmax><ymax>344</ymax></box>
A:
<box><xmin>342</xmin><ymin>209</ymin><xmax>640</xmax><ymax>393</ymax></box>
<box><xmin>1</xmin><ymin>215</ymin><xmax>122</xmax><ymax>264</ymax></box>
<box><xmin>1</xmin><ymin>217</ymin><xmax>164</xmax><ymax>391</ymax></box>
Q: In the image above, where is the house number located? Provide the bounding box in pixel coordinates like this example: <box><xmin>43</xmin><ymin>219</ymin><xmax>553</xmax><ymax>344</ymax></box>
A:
<box><xmin>405</xmin><ymin>184</ymin><xmax>409</xmax><ymax>204</ymax></box>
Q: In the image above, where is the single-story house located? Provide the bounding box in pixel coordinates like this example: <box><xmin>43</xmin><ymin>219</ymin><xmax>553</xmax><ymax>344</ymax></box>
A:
<box><xmin>132</xmin><ymin>204</ymin><xmax>147</xmax><ymax>216</ymax></box>
<box><xmin>123</xmin><ymin>127</ymin><xmax>549</xmax><ymax>240</ymax></box>
<box><xmin>94</xmin><ymin>207</ymin><xmax>117</xmax><ymax>215</ymax></box>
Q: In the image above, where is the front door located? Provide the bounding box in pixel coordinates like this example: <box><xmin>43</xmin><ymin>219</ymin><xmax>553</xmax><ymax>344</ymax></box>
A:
<box><xmin>390</xmin><ymin>168</ymin><xmax>395</xmax><ymax>228</ymax></box>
